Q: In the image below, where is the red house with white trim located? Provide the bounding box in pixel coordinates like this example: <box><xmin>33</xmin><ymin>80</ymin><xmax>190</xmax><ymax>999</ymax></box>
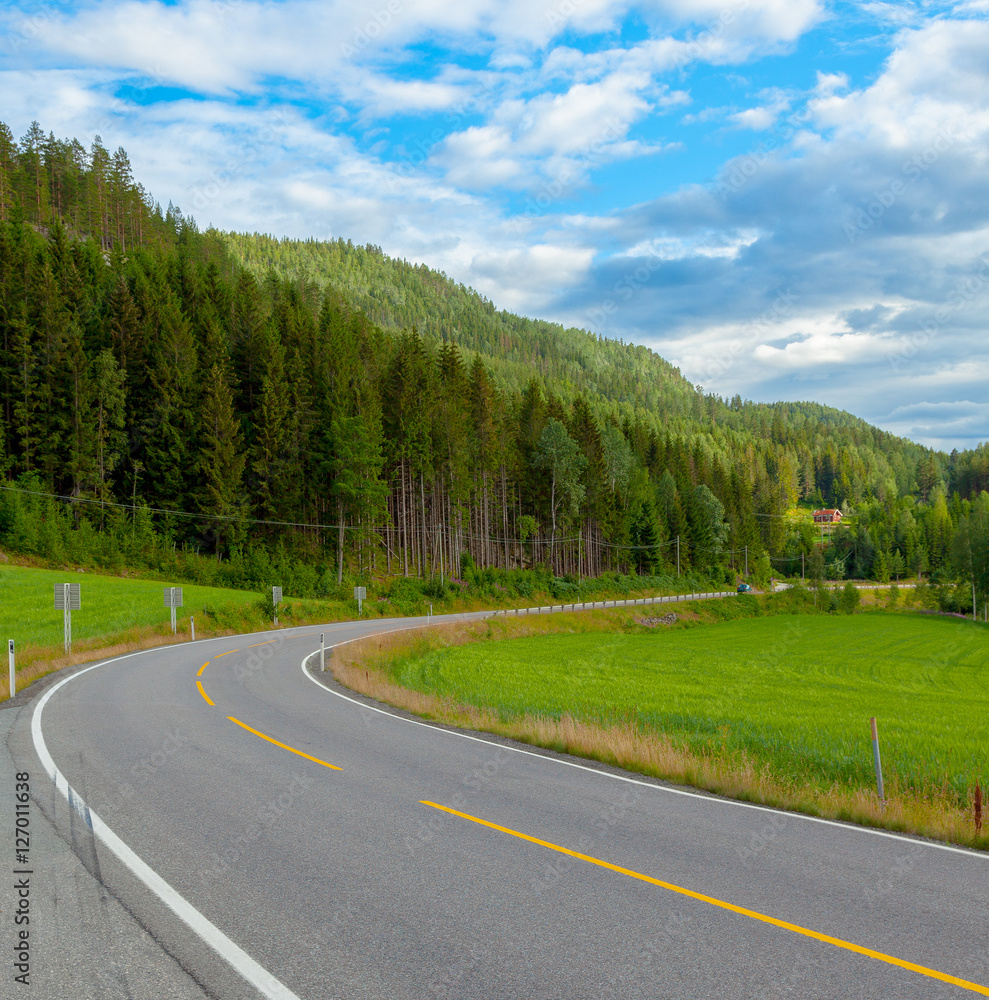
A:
<box><xmin>812</xmin><ymin>509</ymin><xmax>843</xmax><ymax>524</ymax></box>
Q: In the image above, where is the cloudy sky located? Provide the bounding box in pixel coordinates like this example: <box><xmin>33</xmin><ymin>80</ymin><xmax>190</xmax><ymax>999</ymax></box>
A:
<box><xmin>2</xmin><ymin>0</ymin><xmax>987</xmax><ymax>449</ymax></box>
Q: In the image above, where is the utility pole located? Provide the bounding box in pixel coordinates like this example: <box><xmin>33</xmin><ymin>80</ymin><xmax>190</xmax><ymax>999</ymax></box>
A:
<box><xmin>676</xmin><ymin>536</ymin><xmax>680</xmax><ymax>577</ymax></box>
<box><xmin>744</xmin><ymin>545</ymin><xmax>748</xmax><ymax>577</ymax></box>
<box><xmin>802</xmin><ymin>552</ymin><xmax>805</xmax><ymax>580</ymax></box>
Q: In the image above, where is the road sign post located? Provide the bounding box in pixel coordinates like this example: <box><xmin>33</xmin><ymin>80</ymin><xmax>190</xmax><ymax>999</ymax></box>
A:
<box><xmin>164</xmin><ymin>587</ymin><xmax>184</xmax><ymax>634</ymax></box>
<box><xmin>54</xmin><ymin>583</ymin><xmax>81</xmax><ymax>653</ymax></box>
<box><xmin>272</xmin><ymin>586</ymin><xmax>282</xmax><ymax>627</ymax></box>
<box><xmin>8</xmin><ymin>640</ymin><xmax>13</xmax><ymax>698</ymax></box>
<box><xmin>354</xmin><ymin>586</ymin><xmax>366</xmax><ymax>616</ymax></box>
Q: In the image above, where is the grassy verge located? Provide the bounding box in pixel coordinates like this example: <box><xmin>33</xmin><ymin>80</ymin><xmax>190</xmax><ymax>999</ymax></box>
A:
<box><xmin>0</xmin><ymin>560</ymin><xmax>734</xmax><ymax>701</ymax></box>
<box><xmin>326</xmin><ymin>600</ymin><xmax>989</xmax><ymax>850</ymax></box>
<box><xmin>0</xmin><ymin>564</ymin><xmax>346</xmax><ymax>699</ymax></box>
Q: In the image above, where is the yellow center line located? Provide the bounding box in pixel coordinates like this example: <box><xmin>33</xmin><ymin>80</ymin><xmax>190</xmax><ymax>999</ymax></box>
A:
<box><xmin>247</xmin><ymin>640</ymin><xmax>275</xmax><ymax>648</ymax></box>
<box><xmin>213</xmin><ymin>650</ymin><xmax>238</xmax><ymax>659</ymax></box>
<box><xmin>420</xmin><ymin>801</ymin><xmax>989</xmax><ymax>997</ymax></box>
<box><xmin>196</xmin><ymin>681</ymin><xmax>214</xmax><ymax>706</ymax></box>
<box><xmin>227</xmin><ymin>716</ymin><xmax>341</xmax><ymax>771</ymax></box>
<box><xmin>197</xmin><ymin>662</ymin><xmax>209</xmax><ymax>676</ymax></box>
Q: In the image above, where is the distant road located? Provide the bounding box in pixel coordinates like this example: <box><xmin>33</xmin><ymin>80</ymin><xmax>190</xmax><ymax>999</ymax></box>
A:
<box><xmin>11</xmin><ymin>607</ymin><xmax>989</xmax><ymax>999</ymax></box>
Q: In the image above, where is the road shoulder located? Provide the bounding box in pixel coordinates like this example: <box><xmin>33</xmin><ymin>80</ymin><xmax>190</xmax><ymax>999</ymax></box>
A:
<box><xmin>1</xmin><ymin>704</ymin><xmax>212</xmax><ymax>1000</ymax></box>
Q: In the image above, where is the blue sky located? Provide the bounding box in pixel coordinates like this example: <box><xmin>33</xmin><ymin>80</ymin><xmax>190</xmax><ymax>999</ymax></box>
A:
<box><xmin>2</xmin><ymin>0</ymin><xmax>988</xmax><ymax>449</ymax></box>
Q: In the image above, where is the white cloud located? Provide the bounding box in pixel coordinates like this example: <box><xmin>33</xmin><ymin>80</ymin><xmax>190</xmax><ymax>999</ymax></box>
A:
<box><xmin>625</xmin><ymin>229</ymin><xmax>761</xmax><ymax>261</ymax></box>
<box><xmin>469</xmin><ymin>243</ymin><xmax>595</xmax><ymax>310</ymax></box>
<box><xmin>753</xmin><ymin>330</ymin><xmax>888</xmax><ymax>368</ymax></box>
<box><xmin>3</xmin><ymin>0</ymin><xmax>986</xmax><ymax>449</ymax></box>
<box><xmin>814</xmin><ymin>71</ymin><xmax>848</xmax><ymax>97</ymax></box>
<box><xmin>882</xmin><ymin>400</ymin><xmax>989</xmax><ymax>449</ymax></box>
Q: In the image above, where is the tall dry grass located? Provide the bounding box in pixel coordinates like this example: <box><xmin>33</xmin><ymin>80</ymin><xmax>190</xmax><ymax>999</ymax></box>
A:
<box><xmin>327</xmin><ymin>614</ymin><xmax>989</xmax><ymax>851</ymax></box>
<box><xmin>1</xmin><ymin>625</ymin><xmax>233</xmax><ymax>700</ymax></box>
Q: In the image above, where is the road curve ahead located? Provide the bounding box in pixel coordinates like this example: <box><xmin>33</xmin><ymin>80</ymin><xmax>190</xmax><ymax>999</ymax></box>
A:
<box><xmin>10</xmin><ymin>611</ymin><xmax>989</xmax><ymax>1000</ymax></box>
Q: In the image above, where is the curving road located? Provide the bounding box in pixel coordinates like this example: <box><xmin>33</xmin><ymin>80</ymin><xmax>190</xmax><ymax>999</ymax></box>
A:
<box><xmin>7</xmin><ymin>610</ymin><xmax>989</xmax><ymax>999</ymax></box>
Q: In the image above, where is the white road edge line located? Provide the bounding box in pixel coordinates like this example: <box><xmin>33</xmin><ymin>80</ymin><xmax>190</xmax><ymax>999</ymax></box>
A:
<box><xmin>31</xmin><ymin>646</ymin><xmax>303</xmax><ymax>1000</ymax></box>
<box><xmin>301</xmin><ymin>650</ymin><xmax>989</xmax><ymax>864</ymax></box>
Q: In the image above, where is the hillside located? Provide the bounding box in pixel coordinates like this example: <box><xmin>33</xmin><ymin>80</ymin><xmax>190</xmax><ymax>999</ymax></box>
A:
<box><xmin>223</xmin><ymin>233</ymin><xmax>696</xmax><ymax>416</ymax></box>
<box><xmin>222</xmin><ymin>233</ymin><xmax>920</xmax><ymax>442</ymax></box>
<box><xmin>0</xmin><ymin>119</ymin><xmax>986</xmax><ymax>609</ymax></box>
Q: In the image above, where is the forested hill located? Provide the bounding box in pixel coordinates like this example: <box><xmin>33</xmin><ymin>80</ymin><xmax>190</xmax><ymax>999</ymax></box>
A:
<box><xmin>223</xmin><ymin>232</ymin><xmax>902</xmax><ymax>443</ymax></box>
<box><xmin>224</xmin><ymin>232</ymin><xmax>696</xmax><ymax>416</ymax></box>
<box><xmin>1</xmin><ymin>119</ymin><xmax>987</xmax><ymax>605</ymax></box>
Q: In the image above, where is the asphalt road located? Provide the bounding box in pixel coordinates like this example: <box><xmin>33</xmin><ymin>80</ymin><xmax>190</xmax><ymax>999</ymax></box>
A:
<box><xmin>6</xmin><ymin>610</ymin><xmax>989</xmax><ymax>1000</ymax></box>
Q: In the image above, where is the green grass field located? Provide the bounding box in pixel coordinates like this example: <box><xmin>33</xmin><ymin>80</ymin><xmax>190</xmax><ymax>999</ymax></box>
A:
<box><xmin>392</xmin><ymin>612</ymin><xmax>988</xmax><ymax>795</ymax></box>
<box><xmin>0</xmin><ymin>565</ymin><xmax>270</xmax><ymax>650</ymax></box>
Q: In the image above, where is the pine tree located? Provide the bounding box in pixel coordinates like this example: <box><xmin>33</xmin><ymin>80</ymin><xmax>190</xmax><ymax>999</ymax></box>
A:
<box><xmin>92</xmin><ymin>349</ymin><xmax>126</xmax><ymax>505</ymax></box>
<box><xmin>197</xmin><ymin>364</ymin><xmax>245</xmax><ymax>550</ymax></box>
<box><xmin>250</xmin><ymin>327</ymin><xmax>289</xmax><ymax>520</ymax></box>
<box><xmin>0</xmin><ymin>122</ymin><xmax>16</xmax><ymax>221</ymax></box>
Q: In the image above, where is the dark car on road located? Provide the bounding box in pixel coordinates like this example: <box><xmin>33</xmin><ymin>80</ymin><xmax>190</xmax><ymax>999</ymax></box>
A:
<box><xmin>737</xmin><ymin>583</ymin><xmax>753</xmax><ymax>593</ymax></box>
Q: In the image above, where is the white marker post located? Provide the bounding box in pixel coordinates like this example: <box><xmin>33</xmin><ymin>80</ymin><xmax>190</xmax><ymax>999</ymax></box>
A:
<box><xmin>354</xmin><ymin>586</ymin><xmax>366</xmax><ymax>617</ymax></box>
<box><xmin>870</xmin><ymin>716</ymin><xmax>885</xmax><ymax>809</ymax></box>
<box><xmin>320</xmin><ymin>633</ymin><xmax>325</xmax><ymax>672</ymax></box>
<box><xmin>190</xmin><ymin>616</ymin><xmax>195</xmax><ymax>642</ymax></box>
<box><xmin>8</xmin><ymin>639</ymin><xmax>14</xmax><ymax>698</ymax></box>
<box><xmin>272</xmin><ymin>587</ymin><xmax>282</xmax><ymax>627</ymax></box>
<box><xmin>164</xmin><ymin>587</ymin><xmax>184</xmax><ymax>634</ymax></box>
<box><xmin>54</xmin><ymin>583</ymin><xmax>81</xmax><ymax>653</ymax></box>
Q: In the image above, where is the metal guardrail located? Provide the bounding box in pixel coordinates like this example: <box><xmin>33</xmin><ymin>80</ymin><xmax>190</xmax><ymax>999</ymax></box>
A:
<box><xmin>491</xmin><ymin>591</ymin><xmax>735</xmax><ymax>616</ymax></box>
<box><xmin>304</xmin><ymin>592</ymin><xmax>742</xmax><ymax>680</ymax></box>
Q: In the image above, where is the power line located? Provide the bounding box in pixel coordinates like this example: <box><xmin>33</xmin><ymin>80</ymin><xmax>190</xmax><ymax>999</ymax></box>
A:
<box><xmin>0</xmin><ymin>483</ymin><xmax>778</xmax><ymax>558</ymax></box>
<box><xmin>0</xmin><ymin>484</ymin><xmax>361</xmax><ymax>532</ymax></box>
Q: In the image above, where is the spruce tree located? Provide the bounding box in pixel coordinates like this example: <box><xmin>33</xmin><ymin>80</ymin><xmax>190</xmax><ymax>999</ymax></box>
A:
<box><xmin>197</xmin><ymin>364</ymin><xmax>245</xmax><ymax>550</ymax></box>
